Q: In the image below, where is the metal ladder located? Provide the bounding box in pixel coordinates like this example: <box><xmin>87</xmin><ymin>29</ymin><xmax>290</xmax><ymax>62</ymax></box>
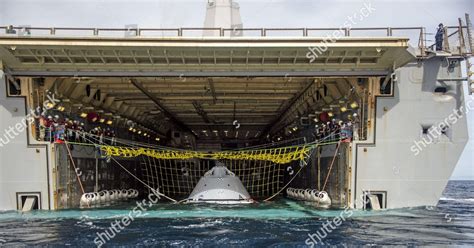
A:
<box><xmin>466</xmin><ymin>14</ymin><xmax>474</xmax><ymax>94</ymax></box>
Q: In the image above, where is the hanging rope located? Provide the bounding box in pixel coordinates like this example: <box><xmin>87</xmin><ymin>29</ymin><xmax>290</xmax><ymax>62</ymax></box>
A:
<box><xmin>263</xmin><ymin>164</ymin><xmax>306</xmax><ymax>202</ymax></box>
<box><xmin>64</xmin><ymin>141</ymin><xmax>89</xmax><ymax>208</ymax></box>
<box><xmin>321</xmin><ymin>141</ymin><xmax>341</xmax><ymax>192</ymax></box>
<box><xmin>78</xmin><ymin>132</ymin><xmax>178</xmax><ymax>203</ymax></box>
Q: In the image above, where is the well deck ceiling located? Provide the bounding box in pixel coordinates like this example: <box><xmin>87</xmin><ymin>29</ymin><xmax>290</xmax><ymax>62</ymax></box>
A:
<box><xmin>4</xmin><ymin>36</ymin><xmax>415</xmax><ymax>139</ymax></box>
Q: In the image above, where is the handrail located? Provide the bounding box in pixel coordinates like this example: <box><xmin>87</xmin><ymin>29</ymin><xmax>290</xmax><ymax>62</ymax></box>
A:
<box><xmin>0</xmin><ymin>25</ymin><xmax>471</xmax><ymax>57</ymax></box>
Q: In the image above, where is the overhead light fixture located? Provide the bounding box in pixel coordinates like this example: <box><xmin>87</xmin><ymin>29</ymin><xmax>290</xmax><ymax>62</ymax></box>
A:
<box><xmin>80</xmin><ymin>112</ymin><xmax>88</xmax><ymax>118</ymax></box>
<box><xmin>132</xmin><ymin>129</ymin><xmax>137</xmax><ymax>133</ymax></box>
<box><xmin>143</xmin><ymin>133</ymin><xmax>147</xmax><ymax>136</ymax></box>
<box><xmin>129</xmin><ymin>127</ymin><xmax>133</xmax><ymax>131</ymax></box>
<box><xmin>106</xmin><ymin>120</ymin><xmax>113</xmax><ymax>125</ymax></box>
<box><xmin>99</xmin><ymin>118</ymin><xmax>105</xmax><ymax>123</ymax></box>
<box><xmin>155</xmin><ymin>137</ymin><xmax>160</xmax><ymax>141</ymax></box>
<box><xmin>340</xmin><ymin>106</ymin><xmax>347</xmax><ymax>112</ymax></box>
<box><xmin>292</xmin><ymin>126</ymin><xmax>298</xmax><ymax>131</ymax></box>
<box><xmin>57</xmin><ymin>106</ymin><xmax>65</xmax><ymax>112</ymax></box>
<box><xmin>138</xmin><ymin>130</ymin><xmax>142</xmax><ymax>134</ymax></box>
<box><xmin>45</xmin><ymin>102</ymin><xmax>55</xmax><ymax>109</ymax></box>
<box><xmin>328</xmin><ymin>112</ymin><xmax>334</xmax><ymax>117</ymax></box>
<box><xmin>350</xmin><ymin>101</ymin><xmax>359</xmax><ymax>109</ymax></box>
<box><xmin>313</xmin><ymin>117</ymin><xmax>319</xmax><ymax>123</ymax></box>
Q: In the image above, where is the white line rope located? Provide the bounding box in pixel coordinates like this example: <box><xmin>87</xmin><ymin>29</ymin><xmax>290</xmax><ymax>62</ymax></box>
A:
<box><xmin>78</xmin><ymin>132</ymin><xmax>178</xmax><ymax>203</ymax></box>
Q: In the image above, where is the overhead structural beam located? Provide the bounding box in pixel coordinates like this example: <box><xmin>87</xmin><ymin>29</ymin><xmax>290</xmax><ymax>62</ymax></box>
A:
<box><xmin>9</xmin><ymin>70</ymin><xmax>391</xmax><ymax>77</ymax></box>
<box><xmin>262</xmin><ymin>79</ymin><xmax>316</xmax><ymax>136</ymax></box>
<box><xmin>192</xmin><ymin>100</ymin><xmax>212</xmax><ymax>124</ymax></box>
<box><xmin>129</xmin><ymin>78</ymin><xmax>192</xmax><ymax>133</ymax></box>
<box><xmin>207</xmin><ymin>78</ymin><xmax>217</xmax><ymax>104</ymax></box>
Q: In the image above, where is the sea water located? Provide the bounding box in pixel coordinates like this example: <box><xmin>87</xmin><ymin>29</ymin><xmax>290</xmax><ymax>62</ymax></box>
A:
<box><xmin>0</xmin><ymin>180</ymin><xmax>473</xmax><ymax>247</ymax></box>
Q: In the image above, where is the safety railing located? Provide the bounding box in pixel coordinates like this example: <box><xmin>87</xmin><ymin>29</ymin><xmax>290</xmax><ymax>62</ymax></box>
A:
<box><xmin>0</xmin><ymin>25</ymin><xmax>472</xmax><ymax>57</ymax></box>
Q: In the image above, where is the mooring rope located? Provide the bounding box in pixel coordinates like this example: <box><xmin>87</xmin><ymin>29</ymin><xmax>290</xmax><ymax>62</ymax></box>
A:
<box><xmin>64</xmin><ymin>140</ymin><xmax>89</xmax><ymax>208</ymax></box>
<box><xmin>263</xmin><ymin>140</ymin><xmax>342</xmax><ymax>202</ymax></box>
<box><xmin>321</xmin><ymin>141</ymin><xmax>341</xmax><ymax>192</ymax></box>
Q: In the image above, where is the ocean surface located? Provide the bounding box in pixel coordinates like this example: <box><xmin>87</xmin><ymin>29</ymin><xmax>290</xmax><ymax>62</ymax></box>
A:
<box><xmin>0</xmin><ymin>180</ymin><xmax>473</xmax><ymax>247</ymax></box>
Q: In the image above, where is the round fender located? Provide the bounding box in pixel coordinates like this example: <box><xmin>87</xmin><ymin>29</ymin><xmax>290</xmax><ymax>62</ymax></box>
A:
<box><xmin>297</xmin><ymin>189</ymin><xmax>305</xmax><ymax>200</ymax></box>
<box><xmin>120</xmin><ymin>189</ymin><xmax>128</xmax><ymax>199</ymax></box>
<box><xmin>318</xmin><ymin>191</ymin><xmax>332</xmax><ymax>206</ymax></box>
<box><xmin>132</xmin><ymin>189</ymin><xmax>139</xmax><ymax>198</ymax></box>
<box><xmin>310</xmin><ymin>189</ymin><xmax>319</xmax><ymax>202</ymax></box>
<box><xmin>114</xmin><ymin>189</ymin><xmax>121</xmax><ymax>199</ymax></box>
<box><xmin>127</xmin><ymin>189</ymin><xmax>135</xmax><ymax>198</ymax></box>
<box><xmin>304</xmin><ymin>189</ymin><xmax>312</xmax><ymax>201</ymax></box>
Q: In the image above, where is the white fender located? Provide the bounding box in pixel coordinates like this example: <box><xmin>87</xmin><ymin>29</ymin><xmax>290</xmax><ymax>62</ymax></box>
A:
<box><xmin>108</xmin><ymin>190</ymin><xmax>116</xmax><ymax>201</ymax></box>
<box><xmin>90</xmin><ymin>192</ymin><xmax>99</xmax><ymax>205</ymax></box>
<box><xmin>286</xmin><ymin>187</ymin><xmax>292</xmax><ymax>197</ymax></box>
<box><xmin>98</xmin><ymin>191</ymin><xmax>107</xmax><ymax>204</ymax></box>
<box><xmin>297</xmin><ymin>189</ymin><xmax>305</xmax><ymax>200</ymax></box>
<box><xmin>104</xmin><ymin>190</ymin><xmax>113</xmax><ymax>202</ymax></box>
<box><xmin>304</xmin><ymin>189</ymin><xmax>312</xmax><ymax>201</ymax></box>
<box><xmin>120</xmin><ymin>189</ymin><xmax>128</xmax><ymax>200</ymax></box>
<box><xmin>318</xmin><ymin>191</ymin><xmax>332</xmax><ymax>207</ymax></box>
<box><xmin>113</xmin><ymin>189</ymin><xmax>121</xmax><ymax>200</ymax></box>
<box><xmin>132</xmin><ymin>189</ymin><xmax>139</xmax><ymax>198</ymax></box>
<box><xmin>127</xmin><ymin>189</ymin><xmax>135</xmax><ymax>199</ymax></box>
<box><xmin>310</xmin><ymin>189</ymin><xmax>319</xmax><ymax>202</ymax></box>
<box><xmin>290</xmin><ymin>188</ymin><xmax>297</xmax><ymax>199</ymax></box>
<box><xmin>80</xmin><ymin>193</ymin><xmax>92</xmax><ymax>207</ymax></box>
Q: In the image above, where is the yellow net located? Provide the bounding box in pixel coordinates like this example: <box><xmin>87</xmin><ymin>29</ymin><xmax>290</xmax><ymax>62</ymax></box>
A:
<box><xmin>100</xmin><ymin>145</ymin><xmax>311</xmax><ymax>164</ymax></box>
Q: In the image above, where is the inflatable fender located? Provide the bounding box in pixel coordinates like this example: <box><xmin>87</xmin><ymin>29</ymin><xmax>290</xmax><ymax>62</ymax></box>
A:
<box><xmin>286</xmin><ymin>187</ymin><xmax>292</xmax><ymax>197</ymax></box>
<box><xmin>132</xmin><ymin>189</ymin><xmax>139</xmax><ymax>198</ymax></box>
<box><xmin>127</xmin><ymin>189</ymin><xmax>135</xmax><ymax>199</ymax></box>
<box><xmin>80</xmin><ymin>193</ymin><xmax>93</xmax><ymax>207</ymax></box>
<box><xmin>98</xmin><ymin>191</ymin><xmax>107</xmax><ymax>204</ymax></box>
<box><xmin>120</xmin><ymin>189</ymin><xmax>128</xmax><ymax>200</ymax></box>
<box><xmin>310</xmin><ymin>189</ymin><xmax>319</xmax><ymax>202</ymax></box>
<box><xmin>304</xmin><ymin>189</ymin><xmax>312</xmax><ymax>201</ymax></box>
<box><xmin>318</xmin><ymin>191</ymin><xmax>332</xmax><ymax>206</ymax></box>
<box><xmin>297</xmin><ymin>189</ymin><xmax>306</xmax><ymax>200</ymax></box>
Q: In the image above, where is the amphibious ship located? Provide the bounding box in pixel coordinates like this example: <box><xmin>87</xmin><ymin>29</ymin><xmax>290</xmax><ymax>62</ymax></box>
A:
<box><xmin>0</xmin><ymin>0</ymin><xmax>473</xmax><ymax>211</ymax></box>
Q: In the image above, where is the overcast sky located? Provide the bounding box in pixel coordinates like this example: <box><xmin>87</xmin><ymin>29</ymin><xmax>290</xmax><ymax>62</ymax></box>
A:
<box><xmin>0</xmin><ymin>0</ymin><xmax>473</xmax><ymax>179</ymax></box>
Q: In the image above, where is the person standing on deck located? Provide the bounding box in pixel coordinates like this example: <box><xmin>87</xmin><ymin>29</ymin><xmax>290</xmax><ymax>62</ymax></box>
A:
<box><xmin>435</xmin><ymin>23</ymin><xmax>444</xmax><ymax>51</ymax></box>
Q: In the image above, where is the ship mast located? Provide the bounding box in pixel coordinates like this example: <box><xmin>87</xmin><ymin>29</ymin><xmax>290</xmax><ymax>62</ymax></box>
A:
<box><xmin>203</xmin><ymin>0</ymin><xmax>243</xmax><ymax>36</ymax></box>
